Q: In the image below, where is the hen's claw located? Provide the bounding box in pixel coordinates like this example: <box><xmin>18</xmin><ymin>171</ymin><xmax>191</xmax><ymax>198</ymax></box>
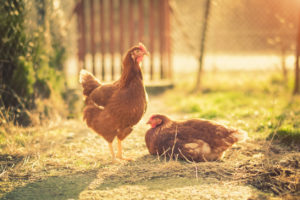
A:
<box><xmin>111</xmin><ymin>158</ymin><xmax>120</xmax><ymax>164</ymax></box>
<box><xmin>116</xmin><ymin>155</ymin><xmax>133</xmax><ymax>161</ymax></box>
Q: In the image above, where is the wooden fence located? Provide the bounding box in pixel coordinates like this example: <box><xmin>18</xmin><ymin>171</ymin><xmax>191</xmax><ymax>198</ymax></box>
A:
<box><xmin>74</xmin><ymin>0</ymin><xmax>172</xmax><ymax>82</ymax></box>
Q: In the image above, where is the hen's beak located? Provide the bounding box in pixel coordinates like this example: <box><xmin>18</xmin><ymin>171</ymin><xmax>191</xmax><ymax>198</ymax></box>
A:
<box><xmin>143</xmin><ymin>50</ymin><xmax>149</xmax><ymax>56</ymax></box>
<box><xmin>146</xmin><ymin>119</ymin><xmax>151</xmax><ymax>125</ymax></box>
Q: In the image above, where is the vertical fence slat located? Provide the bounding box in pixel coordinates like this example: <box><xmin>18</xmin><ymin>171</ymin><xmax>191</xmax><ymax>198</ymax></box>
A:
<box><xmin>75</xmin><ymin>0</ymin><xmax>172</xmax><ymax>82</ymax></box>
<box><xmin>159</xmin><ymin>0</ymin><xmax>165</xmax><ymax>79</ymax></box>
<box><xmin>165</xmin><ymin>0</ymin><xmax>171</xmax><ymax>80</ymax></box>
<box><xmin>81</xmin><ymin>0</ymin><xmax>86</xmax><ymax>70</ymax></box>
<box><xmin>90</xmin><ymin>0</ymin><xmax>96</xmax><ymax>75</ymax></box>
<box><xmin>77</xmin><ymin>0</ymin><xmax>86</xmax><ymax>70</ymax></box>
<box><xmin>119</xmin><ymin>0</ymin><xmax>124</xmax><ymax>69</ymax></box>
<box><xmin>129</xmin><ymin>0</ymin><xmax>134</xmax><ymax>46</ymax></box>
<box><xmin>149</xmin><ymin>0</ymin><xmax>155</xmax><ymax>80</ymax></box>
<box><xmin>138</xmin><ymin>0</ymin><xmax>144</xmax><ymax>42</ymax></box>
<box><xmin>75</xmin><ymin>1</ymin><xmax>82</xmax><ymax>73</ymax></box>
<box><xmin>110</xmin><ymin>0</ymin><xmax>115</xmax><ymax>80</ymax></box>
<box><xmin>100</xmin><ymin>0</ymin><xmax>105</xmax><ymax>80</ymax></box>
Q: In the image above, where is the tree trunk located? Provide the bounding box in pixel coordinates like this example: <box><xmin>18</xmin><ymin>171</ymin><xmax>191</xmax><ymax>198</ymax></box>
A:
<box><xmin>294</xmin><ymin>6</ymin><xmax>300</xmax><ymax>94</ymax></box>
<box><xmin>195</xmin><ymin>0</ymin><xmax>211</xmax><ymax>91</ymax></box>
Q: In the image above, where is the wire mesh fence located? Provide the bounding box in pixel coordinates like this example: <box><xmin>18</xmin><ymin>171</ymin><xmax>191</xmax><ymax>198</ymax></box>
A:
<box><xmin>62</xmin><ymin>0</ymin><xmax>300</xmax><ymax>85</ymax></box>
<box><xmin>171</xmin><ymin>0</ymin><xmax>298</xmax><ymax>73</ymax></box>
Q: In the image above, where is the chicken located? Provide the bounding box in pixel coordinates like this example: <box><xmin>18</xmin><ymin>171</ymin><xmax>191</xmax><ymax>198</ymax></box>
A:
<box><xmin>145</xmin><ymin>114</ymin><xmax>248</xmax><ymax>162</ymax></box>
<box><xmin>80</xmin><ymin>43</ymin><xmax>149</xmax><ymax>163</ymax></box>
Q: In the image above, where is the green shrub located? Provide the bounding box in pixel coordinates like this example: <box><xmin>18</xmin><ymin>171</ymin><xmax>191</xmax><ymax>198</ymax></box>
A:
<box><xmin>0</xmin><ymin>0</ymin><xmax>68</xmax><ymax>126</ymax></box>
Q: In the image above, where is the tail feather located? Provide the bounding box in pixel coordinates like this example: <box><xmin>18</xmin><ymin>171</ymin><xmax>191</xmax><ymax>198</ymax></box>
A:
<box><xmin>79</xmin><ymin>69</ymin><xmax>101</xmax><ymax>96</ymax></box>
<box><xmin>232</xmin><ymin>129</ymin><xmax>248</xmax><ymax>142</ymax></box>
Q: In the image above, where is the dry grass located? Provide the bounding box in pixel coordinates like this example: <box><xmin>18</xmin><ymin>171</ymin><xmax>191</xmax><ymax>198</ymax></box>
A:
<box><xmin>0</xmin><ymin>99</ymin><xmax>299</xmax><ymax>200</ymax></box>
<box><xmin>0</xmin><ymin>71</ymin><xmax>300</xmax><ymax>199</ymax></box>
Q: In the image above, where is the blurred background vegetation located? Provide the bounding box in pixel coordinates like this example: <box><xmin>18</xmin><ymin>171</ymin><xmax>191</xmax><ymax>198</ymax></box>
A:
<box><xmin>0</xmin><ymin>0</ymin><xmax>76</xmax><ymax>126</ymax></box>
<box><xmin>0</xmin><ymin>0</ymin><xmax>299</xmax><ymax>133</ymax></box>
<box><xmin>0</xmin><ymin>1</ymin><xmax>299</xmax><ymax>198</ymax></box>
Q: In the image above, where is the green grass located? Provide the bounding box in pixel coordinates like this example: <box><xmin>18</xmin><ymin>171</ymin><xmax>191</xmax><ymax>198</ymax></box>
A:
<box><xmin>165</xmin><ymin>70</ymin><xmax>300</xmax><ymax>143</ymax></box>
<box><xmin>0</xmin><ymin>70</ymin><xmax>299</xmax><ymax>199</ymax></box>
<box><xmin>268</xmin><ymin>125</ymin><xmax>300</xmax><ymax>145</ymax></box>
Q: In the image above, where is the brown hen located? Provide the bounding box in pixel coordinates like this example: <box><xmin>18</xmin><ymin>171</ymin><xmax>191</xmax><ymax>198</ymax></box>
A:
<box><xmin>80</xmin><ymin>43</ymin><xmax>148</xmax><ymax>163</ymax></box>
<box><xmin>145</xmin><ymin>114</ymin><xmax>248</xmax><ymax>162</ymax></box>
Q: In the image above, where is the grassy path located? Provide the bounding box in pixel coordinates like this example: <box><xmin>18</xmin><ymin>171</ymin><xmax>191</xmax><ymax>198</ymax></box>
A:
<box><xmin>1</xmin><ymin>91</ymin><xmax>299</xmax><ymax>200</ymax></box>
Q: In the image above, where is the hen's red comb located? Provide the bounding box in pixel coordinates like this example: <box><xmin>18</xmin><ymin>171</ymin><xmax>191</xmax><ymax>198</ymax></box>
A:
<box><xmin>138</xmin><ymin>42</ymin><xmax>147</xmax><ymax>52</ymax></box>
<box><xmin>149</xmin><ymin>114</ymin><xmax>159</xmax><ymax>120</ymax></box>
<box><xmin>149</xmin><ymin>115</ymin><xmax>155</xmax><ymax>120</ymax></box>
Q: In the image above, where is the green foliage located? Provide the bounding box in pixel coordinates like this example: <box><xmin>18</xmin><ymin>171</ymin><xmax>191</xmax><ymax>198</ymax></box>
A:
<box><xmin>267</xmin><ymin>99</ymin><xmax>300</xmax><ymax>145</ymax></box>
<box><xmin>0</xmin><ymin>0</ymin><xmax>69</xmax><ymax>126</ymax></box>
<box><xmin>165</xmin><ymin>71</ymin><xmax>300</xmax><ymax>145</ymax></box>
<box><xmin>12</xmin><ymin>56</ymin><xmax>36</xmax><ymax>99</ymax></box>
<box><xmin>0</xmin><ymin>0</ymin><xmax>34</xmax><ymax>125</ymax></box>
<box><xmin>0</xmin><ymin>0</ymin><xmax>28</xmax><ymax>101</ymax></box>
<box><xmin>269</xmin><ymin>125</ymin><xmax>300</xmax><ymax>145</ymax></box>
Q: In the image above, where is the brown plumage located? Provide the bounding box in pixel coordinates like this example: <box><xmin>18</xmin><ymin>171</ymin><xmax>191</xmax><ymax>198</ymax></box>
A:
<box><xmin>145</xmin><ymin>114</ymin><xmax>248</xmax><ymax>162</ymax></box>
<box><xmin>80</xmin><ymin>43</ymin><xmax>149</xmax><ymax>162</ymax></box>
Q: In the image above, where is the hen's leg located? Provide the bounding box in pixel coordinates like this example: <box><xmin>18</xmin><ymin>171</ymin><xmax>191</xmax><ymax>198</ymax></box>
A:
<box><xmin>116</xmin><ymin>138</ymin><xmax>132</xmax><ymax>161</ymax></box>
<box><xmin>108</xmin><ymin>142</ymin><xmax>118</xmax><ymax>163</ymax></box>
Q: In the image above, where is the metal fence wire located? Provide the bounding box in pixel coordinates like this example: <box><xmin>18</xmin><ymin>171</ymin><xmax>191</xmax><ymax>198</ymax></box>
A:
<box><xmin>171</xmin><ymin>0</ymin><xmax>298</xmax><ymax>72</ymax></box>
<box><xmin>6</xmin><ymin>0</ymin><xmax>296</xmax><ymax>85</ymax></box>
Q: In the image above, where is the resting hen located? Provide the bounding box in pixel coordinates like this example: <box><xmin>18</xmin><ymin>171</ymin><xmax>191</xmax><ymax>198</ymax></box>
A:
<box><xmin>145</xmin><ymin>114</ymin><xmax>248</xmax><ymax>162</ymax></box>
<box><xmin>80</xmin><ymin>43</ymin><xmax>148</xmax><ymax>163</ymax></box>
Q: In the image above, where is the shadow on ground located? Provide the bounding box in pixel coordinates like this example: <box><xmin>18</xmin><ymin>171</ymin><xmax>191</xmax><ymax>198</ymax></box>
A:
<box><xmin>1</xmin><ymin>170</ymin><xmax>98</xmax><ymax>200</ymax></box>
<box><xmin>83</xmin><ymin>140</ymin><xmax>299</xmax><ymax>199</ymax></box>
<box><xmin>77</xmin><ymin>153</ymin><xmax>259</xmax><ymax>199</ymax></box>
<box><xmin>2</xmin><ymin>140</ymin><xmax>298</xmax><ymax>199</ymax></box>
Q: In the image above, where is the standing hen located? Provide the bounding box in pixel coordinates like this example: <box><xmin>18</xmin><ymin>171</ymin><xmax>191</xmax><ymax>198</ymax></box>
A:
<box><xmin>80</xmin><ymin>43</ymin><xmax>148</xmax><ymax>163</ymax></box>
<box><xmin>145</xmin><ymin>114</ymin><xmax>248</xmax><ymax>162</ymax></box>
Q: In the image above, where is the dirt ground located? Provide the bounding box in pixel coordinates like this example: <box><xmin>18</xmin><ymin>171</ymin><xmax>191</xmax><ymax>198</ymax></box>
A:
<box><xmin>0</xmin><ymin>95</ymin><xmax>299</xmax><ymax>200</ymax></box>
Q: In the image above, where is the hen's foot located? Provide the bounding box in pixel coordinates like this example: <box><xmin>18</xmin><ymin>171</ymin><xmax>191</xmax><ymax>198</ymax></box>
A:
<box><xmin>116</xmin><ymin>138</ymin><xmax>132</xmax><ymax>161</ymax></box>
<box><xmin>111</xmin><ymin>158</ymin><xmax>121</xmax><ymax>164</ymax></box>
<box><xmin>116</xmin><ymin>155</ymin><xmax>133</xmax><ymax>161</ymax></box>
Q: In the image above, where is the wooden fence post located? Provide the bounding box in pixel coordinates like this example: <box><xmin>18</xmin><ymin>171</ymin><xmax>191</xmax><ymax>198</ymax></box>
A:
<box><xmin>139</xmin><ymin>0</ymin><xmax>144</xmax><ymax>42</ymax></box>
<box><xmin>110</xmin><ymin>0</ymin><xmax>115</xmax><ymax>80</ymax></box>
<box><xmin>119</xmin><ymin>0</ymin><xmax>124</xmax><ymax>71</ymax></box>
<box><xmin>100</xmin><ymin>0</ymin><xmax>105</xmax><ymax>80</ymax></box>
<box><xmin>195</xmin><ymin>0</ymin><xmax>211</xmax><ymax>91</ymax></box>
<box><xmin>76</xmin><ymin>0</ymin><xmax>86</xmax><ymax>71</ymax></box>
<box><xmin>149</xmin><ymin>0</ymin><xmax>155</xmax><ymax>80</ymax></box>
<box><xmin>159</xmin><ymin>0</ymin><xmax>165</xmax><ymax>79</ymax></box>
<box><xmin>294</xmin><ymin>5</ymin><xmax>300</xmax><ymax>94</ymax></box>
<box><xmin>165</xmin><ymin>0</ymin><xmax>172</xmax><ymax>80</ymax></box>
<box><xmin>129</xmin><ymin>0</ymin><xmax>134</xmax><ymax>46</ymax></box>
<box><xmin>90</xmin><ymin>0</ymin><xmax>96</xmax><ymax>75</ymax></box>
